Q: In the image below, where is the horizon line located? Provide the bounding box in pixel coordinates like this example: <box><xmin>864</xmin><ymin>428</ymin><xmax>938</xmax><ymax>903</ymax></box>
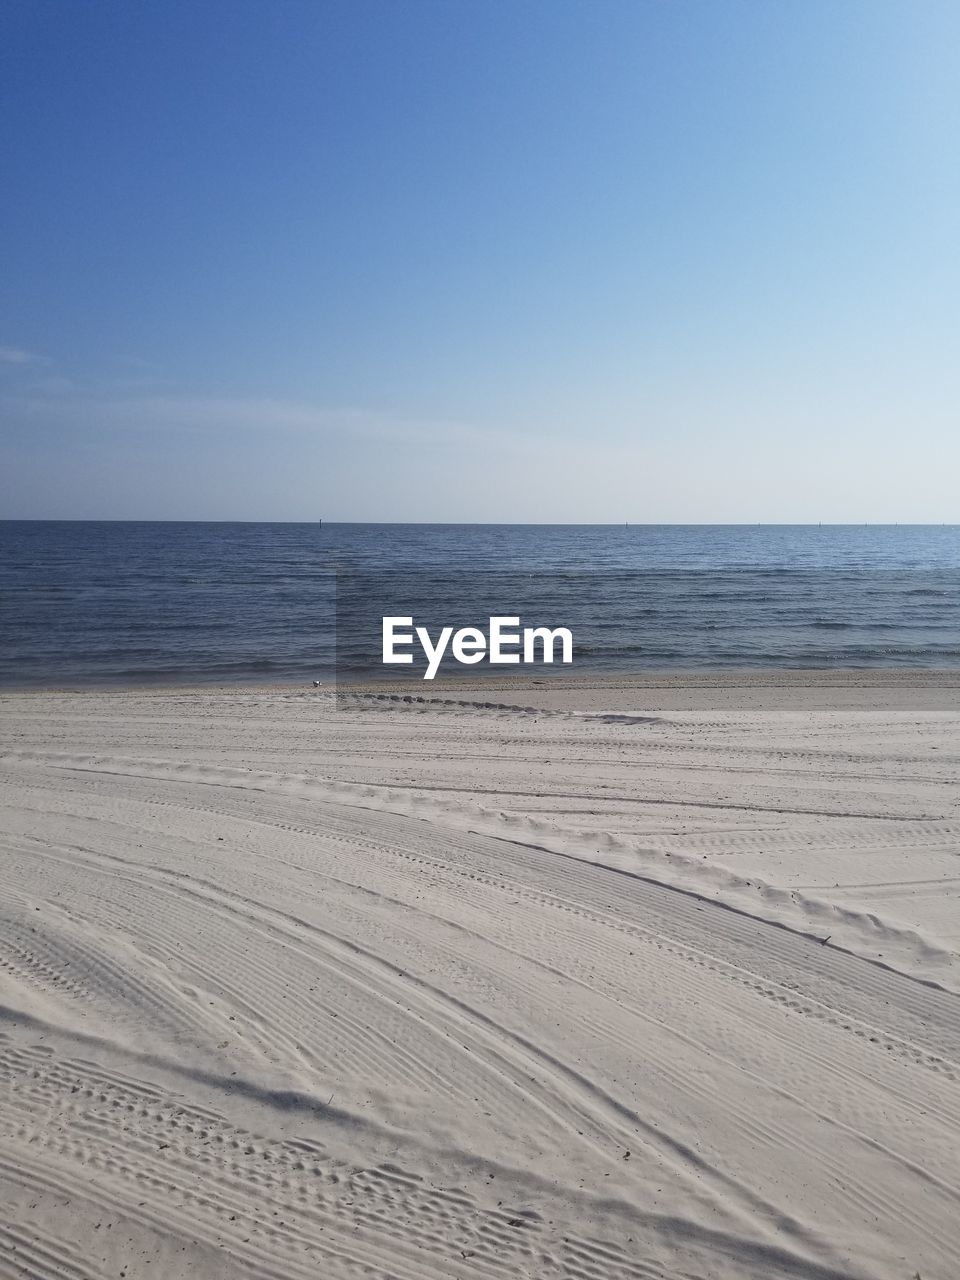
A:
<box><xmin>1</xmin><ymin>519</ymin><xmax>958</xmax><ymax>528</ymax></box>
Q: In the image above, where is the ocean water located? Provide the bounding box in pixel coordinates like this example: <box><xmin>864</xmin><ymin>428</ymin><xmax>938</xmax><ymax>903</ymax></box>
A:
<box><xmin>1</xmin><ymin>521</ymin><xmax>960</xmax><ymax>687</ymax></box>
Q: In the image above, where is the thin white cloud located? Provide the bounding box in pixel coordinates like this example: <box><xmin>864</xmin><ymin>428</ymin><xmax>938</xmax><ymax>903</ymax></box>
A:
<box><xmin>1</xmin><ymin>388</ymin><xmax>499</xmax><ymax>449</ymax></box>
<box><xmin>0</xmin><ymin>345</ymin><xmax>40</xmax><ymax>365</ymax></box>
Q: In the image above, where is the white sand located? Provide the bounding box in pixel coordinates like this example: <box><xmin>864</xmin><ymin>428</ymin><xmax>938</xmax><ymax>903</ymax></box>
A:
<box><xmin>1</xmin><ymin>674</ymin><xmax>959</xmax><ymax>1279</ymax></box>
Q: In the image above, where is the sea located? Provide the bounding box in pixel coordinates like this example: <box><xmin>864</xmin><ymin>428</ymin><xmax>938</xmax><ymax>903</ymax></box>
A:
<box><xmin>2</xmin><ymin>521</ymin><xmax>960</xmax><ymax>687</ymax></box>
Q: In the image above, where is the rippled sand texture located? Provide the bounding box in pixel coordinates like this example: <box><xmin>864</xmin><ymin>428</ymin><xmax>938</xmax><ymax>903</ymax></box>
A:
<box><xmin>1</xmin><ymin>674</ymin><xmax>959</xmax><ymax>1279</ymax></box>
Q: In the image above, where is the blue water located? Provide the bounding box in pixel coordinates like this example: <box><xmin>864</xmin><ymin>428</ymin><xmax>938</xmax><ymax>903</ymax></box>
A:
<box><xmin>2</xmin><ymin>522</ymin><xmax>960</xmax><ymax>686</ymax></box>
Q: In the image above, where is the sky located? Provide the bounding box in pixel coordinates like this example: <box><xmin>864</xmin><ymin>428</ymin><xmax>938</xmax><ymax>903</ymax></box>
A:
<box><xmin>1</xmin><ymin>0</ymin><xmax>958</xmax><ymax>522</ymax></box>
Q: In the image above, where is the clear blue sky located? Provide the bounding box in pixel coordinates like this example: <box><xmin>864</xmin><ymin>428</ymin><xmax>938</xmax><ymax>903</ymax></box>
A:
<box><xmin>1</xmin><ymin>0</ymin><xmax>958</xmax><ymax>521</ymax></box>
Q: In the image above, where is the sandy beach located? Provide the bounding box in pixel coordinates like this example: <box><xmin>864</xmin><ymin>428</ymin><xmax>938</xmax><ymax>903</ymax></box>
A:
<box><xmin>2</xmin><ymin>673</ymin><xmax>959</xmax><ymax>1279</ymax></box>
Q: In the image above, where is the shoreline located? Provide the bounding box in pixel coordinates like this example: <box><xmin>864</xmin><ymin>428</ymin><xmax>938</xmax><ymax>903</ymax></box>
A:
<box><xmin>5</xmin><ymin>665</ymin><xmax>960</xmax><ymax>696</ymax></box>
